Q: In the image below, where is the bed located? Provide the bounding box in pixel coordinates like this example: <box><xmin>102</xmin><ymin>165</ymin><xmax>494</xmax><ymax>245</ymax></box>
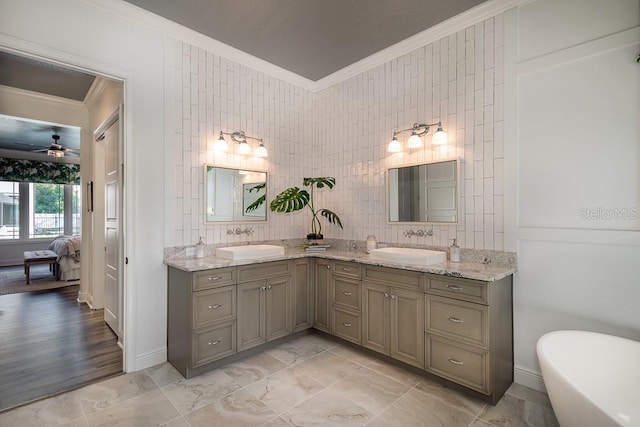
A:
<box><xmin>48</xmin><ymin>235</ymin><xmax>81</xmax><ymax>281</ymax></box>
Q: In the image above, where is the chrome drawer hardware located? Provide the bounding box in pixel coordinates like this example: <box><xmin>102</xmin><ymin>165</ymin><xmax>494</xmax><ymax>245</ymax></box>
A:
<box><xmin>208</xmin><ymin>276</ymin><xmax>222</xmax><ymax>281</ymax></box>
<box><xmin>447</xmin><ymin>357</ymin><xmax>464</xmax><ymax>365</ymax></box>
<box><xmin>342</xmin><ymin>291</ymin><xmax>352</xmax><ymax>296</ymax></box>
<box><xmin>342</xmin><ymin>267</ymin><xmax>352</xmax><ymax>271</ymax></box>
<box><xmin>342</xmin><ymin>322</ymin><xmax>352</xmax><ymax>327</ymax></box>
<box><xmin>261</xmin><ymin>286</ymin><xmax>267</xmax><ymax>291</ymax></box>
<box><xmin>268</xmin><ymin>285</ymin><xmax>272</xmax><ymax>290</ymax></box>
<box><xmin>445</xmin><ymin>284</ymin><xmax>463</xmax><ymax>291</ymax></box>
<box><xmin>384</xmin><ymin>292</ymin><xmax>390</xmax><ymax>298</ymax></box>
<box><xmin>390</xmin><ymin>293</ymin><xmax>396</xmax><ymax>299</ymax></box>
<box><xmin>446</xmin><ymin>316</ymin><xmax>464</xmax><ymax>323</ymax></box>
<box><xmin>207</xmin><ymin>339</ymin><xmax>222</xmax><ymax>346</ymax></box>
<box><xmin>208</xmin><ymin>304</ymin><xmax>222</xmax><ymax>310</ymax></box>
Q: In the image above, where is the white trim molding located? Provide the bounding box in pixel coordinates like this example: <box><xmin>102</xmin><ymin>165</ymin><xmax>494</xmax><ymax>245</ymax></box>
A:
<box><xmin>514</xmin><ymin>365</ymin><xmax>547</xmax><ymax>393</ymax></box>
<box><xmin>135</xmin><ymin>347</ymin><xmax>167</xmax><ymax>371</ymax></box>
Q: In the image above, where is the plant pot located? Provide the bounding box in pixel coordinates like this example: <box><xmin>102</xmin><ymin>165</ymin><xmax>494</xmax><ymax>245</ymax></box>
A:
<box><xmin>306</xmin><ymin>233</ymin><xmax>324</xmax><ymax>240</ymax></box>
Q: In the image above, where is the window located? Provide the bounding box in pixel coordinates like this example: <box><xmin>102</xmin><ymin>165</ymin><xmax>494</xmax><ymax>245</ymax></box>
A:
<box><xmin>0</xmin><ymin>182</ymin><xmax>19</xmax><ymax>239</ymax></box>
<box><xmin>0</xmin><ymin>181</ymin><xmax>80</xmax><ymax>240</ymax></box>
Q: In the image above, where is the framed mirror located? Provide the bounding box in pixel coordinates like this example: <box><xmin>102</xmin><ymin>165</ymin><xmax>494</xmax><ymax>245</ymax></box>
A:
<box><xmin>205</xmin><ymin>165</ymin><xmax>267</xmax><ymax>222</ymax></box>
<box><xmin>388</xmin><ymin>159</ymin><xmax>458</xmax><ymax>224</ymax></box>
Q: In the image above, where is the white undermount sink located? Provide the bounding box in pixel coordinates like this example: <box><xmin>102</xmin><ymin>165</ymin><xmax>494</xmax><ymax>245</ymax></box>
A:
<box><xmin>369</xmin><ymin>247</ymin><xmax>447</xmax><ymax>266</ymax></box>
<box><xmin>216</xmin><ymin>244</ymin><xmax>285</xmax><ymax>260</ymax></box>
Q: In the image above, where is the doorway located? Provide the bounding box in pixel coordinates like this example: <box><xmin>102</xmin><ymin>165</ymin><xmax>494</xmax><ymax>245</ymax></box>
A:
<box><xmin>0</xmin><ymin>49</ymin><xmax>126</xmax><ymax>410</ymax></box>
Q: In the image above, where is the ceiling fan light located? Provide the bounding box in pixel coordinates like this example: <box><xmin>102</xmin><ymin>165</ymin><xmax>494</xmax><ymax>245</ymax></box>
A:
<box><xmin>48</xmin><ymin>149</ymin><xmax>64</xmax><ymax>158</ymax></box>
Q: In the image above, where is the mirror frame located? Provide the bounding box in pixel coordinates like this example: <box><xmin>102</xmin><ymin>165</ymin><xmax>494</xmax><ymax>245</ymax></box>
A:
<box><xmin>386</xmin><ymin>158</ymin><xmax>461</xmax><ymax>225</ymax></box>
<box><xmin>204</xmin><ymin>164</ymin><xmax>268</xmax><ymax>223</ymax></box>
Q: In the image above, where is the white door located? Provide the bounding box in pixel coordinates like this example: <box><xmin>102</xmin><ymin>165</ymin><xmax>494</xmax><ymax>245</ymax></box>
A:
<box><xmin>96</xmin><ymin>107</ymin><xmax>123</xmax><ymax>338</ymax></box>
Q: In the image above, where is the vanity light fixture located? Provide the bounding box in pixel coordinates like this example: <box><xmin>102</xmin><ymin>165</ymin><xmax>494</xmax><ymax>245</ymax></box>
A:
<box><xmin>212</xmin><ymin>130</ymin><xmax>268</xmax><ymax>157</ymax></box>
<box><xmin>388</xmin><ymin>121</ymin><xmax>447</xmax><ymax>152</ymax></box>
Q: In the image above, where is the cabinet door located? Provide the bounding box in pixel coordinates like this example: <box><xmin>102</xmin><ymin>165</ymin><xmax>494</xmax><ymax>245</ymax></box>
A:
<box><xmin>266</xmin><ymin>275</ymin><xmax>291</xmax><ymax>342</ymax></box>
<box><xmin>237</xmin><ymin>280</ymin><xmax>266</xmax><ymax>351</ymax></box>
<box><xmin>291</xmin><ymin>259</ymin><xmax>313</xmax><ymax>332</ymax></box>
<box><xmin>390</xmin><ymin>287</ymin><xmax>425</xmax><ymax>369</ymax></box>
<box><xmin>314</xmin><ymin>259</ymin><xmax>331</xmax><ymax>332</ymax></box>
<box><xmin>362</xmin><ymin>282</ymin><xmax>389</xmax><ymax>355</ymax></box>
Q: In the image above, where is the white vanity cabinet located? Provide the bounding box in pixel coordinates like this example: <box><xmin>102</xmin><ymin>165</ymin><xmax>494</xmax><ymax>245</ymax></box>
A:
<box><xmin>425</xmin><ymin>274</ymin><xmax>513</xmax><ymax>405</ymax></box>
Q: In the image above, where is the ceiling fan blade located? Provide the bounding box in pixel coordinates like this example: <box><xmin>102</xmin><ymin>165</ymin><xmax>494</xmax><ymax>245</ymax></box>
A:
<box><xmin>31</xmin><ymin>148</ymin><xmax>49</xmax><ymax>153</ymax></box>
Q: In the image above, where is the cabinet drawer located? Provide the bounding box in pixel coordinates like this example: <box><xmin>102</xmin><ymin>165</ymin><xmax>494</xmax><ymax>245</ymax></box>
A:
<box><xmin>194</xmin><ymin>268</ymin><xmax>236</xmax><ymax>291</ymax></box>
<box><xmin>332</xmin><ymin>308</ymin><xmax>361</xmax><ymax>345</ymax></box>
<box><xmin>333</xmin><ymin>261</ymin><xmax>361</xmax><ymax>279</ymax></box>
<box><xmin>426</xmin><ymin>296</ymin><xmax>487</xmax><ymax>348</ymax></box>
<box><xmin>427</xmin><ymin>276</ymin><xmax>487</xmax><ymax>304</ymax></box>
<box><xmin>426</xmin><ymin>336</ymin><xmax>488</xmax><ymax>394</ymax></box>
<box><xmin>238</xmin><ymin>261</ymin><xmax>289</xmax><ymax>282</ymax></box>
<box><xmin>193</xmin><ymin>285</ymin><xmax>236</xmax><ymax>328</ymax></box>
<box><xmin>363</xmin><ymin>266</ymin><xmax>423</xmax><ymax>290</ymax></box>
<box><xmin>193</xmin><ymin>321</ymin><xmax>236</xmax><ymax>367</ymax></box>
<box><xmin>333</xmin><ymin>276</ymin><xmax>361</xmax><ymax>311</ymax></box>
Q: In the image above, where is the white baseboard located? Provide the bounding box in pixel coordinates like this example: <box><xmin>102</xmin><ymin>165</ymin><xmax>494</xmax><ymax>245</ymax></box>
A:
<box><xmin>77</xmin><ymin>291</ymin><xmax>90</xmax><ymax>305</ymax></box>
<box><xmin>133</xmin><ymin>348</ymin><xmax>167</xmax><ymax>372</ymax></box>
<box><xmin>514</xmin><ymin>365</ymin><xmax>547</xmax><ymax>393</ymax></box>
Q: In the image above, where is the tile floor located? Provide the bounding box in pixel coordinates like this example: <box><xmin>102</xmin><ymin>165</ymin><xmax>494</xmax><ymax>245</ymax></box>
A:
<box><xmin>0</xmin><ymin>334</ymin><xmax>559</xmax><ymax>426</ymax></box>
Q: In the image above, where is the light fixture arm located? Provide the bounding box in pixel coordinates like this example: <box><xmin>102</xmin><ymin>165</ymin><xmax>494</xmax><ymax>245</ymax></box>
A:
<box><xmin>393</xmin><ymin>121</ymin><xmax>442</xmax><ymax>138</ymax></box>
<box><xmin>219</xmin><ymin>130</ymin><xmax>263</xmax><ymax>145</ymax></box>
<box><xmin>215</xmin><ymin>130</ymin><xmax>268</xmax><ymax>157</ymax></box>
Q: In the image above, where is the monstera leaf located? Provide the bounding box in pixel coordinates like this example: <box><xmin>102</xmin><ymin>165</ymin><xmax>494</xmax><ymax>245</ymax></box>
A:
<box><xmin>270</xmin><ymin>177</ymin><xmax>343</xmax><ymax>237</ymax></box>
<box><xmin>244</xmin><ymin>183</ymin><xmax>266</xmax><ymax>214</ymax></box>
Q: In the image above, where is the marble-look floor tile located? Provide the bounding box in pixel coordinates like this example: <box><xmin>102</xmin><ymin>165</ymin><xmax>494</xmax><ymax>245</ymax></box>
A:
<box><xmin>161</xmin><ymin>417</ymin><xmax>190</xmax><ymax>427</ymax></box>
<box><xmin>85</xmin><ymin>389</ymin><xmax>179</xmax><ymax>427</ymax></box>
<box><xmin>329</xmin><ymin>344</ymin><xmax>379</xmax><ymax>366</ymax></box>
<box><xmin>222</xmin><ymin>352</ymin><xmax>287</xmax><ymax>386</ymax></box>
<box><xmin>185</xmin><ymin>389</ymin><xmax>276</xmax><ymax>427</ymax></box>
<box><xmin>291</xmin><ymin>351</ymin><xmax>361</xmax><ymax>387</ymax></box>
<box><xmin>414</xmin><ymin>377</ymin><xmax>487</xmax><ymax>417</ymax></box>
<box><xmin>330</xmin><ymin>366</ymin><xmax>410</xmax><ymax>415</ymax></box>
<box><xmin>261</xmin><ymin>416</ymin><xmax>292</xmax><ymax>426</ymax></box>
<box><xmin>265</xmin><ymin>337</ymin><xmax>329</xmax><ymax>366</ymax></box>
<box><xmin>161</xmin><ymin>368</ymin><xmax>242</xmax><ymax>415</ymax></box>
<box><xmin>75</xmin><ymin>371</ymin><xmax>158</xmax><ymax>415</ymax></box>
<box><xmin>0</xmin><ymin>391</ymin><xmax>85</xmax><ymax>427</ymax></box>
<box><xmin>477</xmin><ymin>394</ymin><xmax>559</xmax><ymax>427</ymax></box>
<box><xmin>245</xmin><ymin>367</ymin><xmax>324</xmax><ymax>414</ymax></box>
<box><xmin>367</xmin><ymin>388</ymin><xmax>475</xmax><ymax>427</ymax></box>
<box><xmin>505</xmin><ymin>383</ymin><xmax>553</xmax><ymax>409</ymax></box>
<box><xmin>294</xmin><ymin>333</ymin><xmax>339</xmax><ymax>350</ymax></box>
<box><xmin>145</xmin><ymin>362</ymin><xmax>184</xmax><ymax>387</ymax></box>
<box><xmin>363</xmin><ymin>359</ymin><xmax>423</xmax><ymax>388</ymax></box>
<box><xmin>281</xmin><ymin>389</ymin><xmax>374</xmax><ymax>426</ymax></box>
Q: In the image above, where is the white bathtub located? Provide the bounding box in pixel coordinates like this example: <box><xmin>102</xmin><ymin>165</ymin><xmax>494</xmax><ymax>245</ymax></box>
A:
<box><xmin>537</xmin><ymin>330</ymin><xmax>640</xmax><ymax>427</ymax></box>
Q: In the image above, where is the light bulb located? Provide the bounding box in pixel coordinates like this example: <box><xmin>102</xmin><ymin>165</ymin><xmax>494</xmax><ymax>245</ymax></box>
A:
<box><xmin>432</xmin><ymin>126</ymin><xmax>447</xmax><ymax>146</ymax></box>
<box><xmin>255</xmin><ymin>143</ymin><xmax>268</xmax><ymax>157</ymax></box>
<box><xmin>237</xmin><ymin>141</ymin><xmax>251</xmax><ymax>155</ymax></box>
<box><xmin>407</xmin><ymin>132</ymin><xmax>423</xmax><ymax>148</ymax></box>
<box><xmin>387</xmin><ymin>136</ymin><xmax>402</xmax><ymax>153</ymax></box>
<box><xmin>213</xmin><ymin>133</ymin><xmax>228</xmax><ymax>152</ymax></box>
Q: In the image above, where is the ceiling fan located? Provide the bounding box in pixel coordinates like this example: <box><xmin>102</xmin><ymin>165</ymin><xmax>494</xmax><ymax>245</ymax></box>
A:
<box><xmin>32</xmin><ymin>133</ymin><xmax>80</xmax><ymax>158</ymax></box>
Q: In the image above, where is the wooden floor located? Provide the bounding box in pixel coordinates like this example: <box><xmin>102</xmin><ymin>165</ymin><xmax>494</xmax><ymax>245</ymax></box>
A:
<box><xmin>0</xmin><ymin>283</ymin><xmax>123</xmax><ymax>412</ymax></box>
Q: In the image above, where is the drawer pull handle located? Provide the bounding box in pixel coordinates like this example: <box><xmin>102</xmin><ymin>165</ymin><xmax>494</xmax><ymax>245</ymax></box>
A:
<box><xmin>326</xmin><ymin>265</ymin><xmax>331</xmax><ymax>269</ymax></box>
<box><xmin>208</xmin><ymin>304</ymin><xmax>222</xmax><ymax>310</ymax></box>
<box><xmin>445</xmin><ymin>284</ymin><xmax>463</xmax><ymax>291</ymax></box>
<box><xmin>342</xmin><ymin>322</ymin><xmax>352</xmax><ymax>327</ymax></box>
<box><xmin>261</xmin><ymin>286</ymin><xmax>267</xmax><ymax>291</ymax></box>
<box><xmin>446</xmin><ymin>316</ymin><xmax>464</xmax><ymax>323</ymax></box>
<box><xmin>208</xmin><ymin>276</ymin><xmax>222</xmax><ymax>281</ymax></box>
<box><xmin>207</xmin><ymin>339</ymin><xmax>222</xmax><ymax>346</ymax></box>
<box><xmin>447</xmin><ymin>357</ymin><xmax>464</xmax><ymax>366</ymax></box>
<box><xmin>390</xmin><ymin>294</ymin><xmax>396</xmax><ymax>300</ymax></box>
<box><xmin>268</xmin><ymin>285</ymin><xmax>272</xmax><ymax>290</ymax></box>
<box><xmin>384</xmin><ymin>292</ymin><xmax>390</xmax><ymax>298</ymax></box>
<box><xmin>342</xmin><ymin>291</ymin><xmax>352</xmax><ymax>296</ymax></box>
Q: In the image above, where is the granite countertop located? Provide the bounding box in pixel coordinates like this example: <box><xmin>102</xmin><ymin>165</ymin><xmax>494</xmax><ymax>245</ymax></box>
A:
<box><xmin>164</xmin><ymin>248</ymin><xmax>516</xmax><ymax>282</ymax></box>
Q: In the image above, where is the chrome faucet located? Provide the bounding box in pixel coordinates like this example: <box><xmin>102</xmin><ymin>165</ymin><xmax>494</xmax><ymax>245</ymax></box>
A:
<box><xmin>403</xmin><ymin>229</ymin><xmax>433</xmax><ymax>238</ymax></box>
<box><xmin>227</xmin><ymin>227</ymin><xmax>254</xmax><ymax>236</ymax></box>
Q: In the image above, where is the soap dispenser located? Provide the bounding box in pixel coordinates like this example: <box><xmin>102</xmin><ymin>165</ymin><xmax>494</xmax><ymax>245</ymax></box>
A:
<box><xmin>449</xmin><ymin>238</ymin><xmax>460</xmax><ymax>262</ymax></box>
<box><xmin>196</xmin><ymin>237</ymin><xmax>206</xmax><ymax>259</ymax></box>
<box><xmin>366</xmin><ymin>235</ymin><xmax>378</xmax><ymax>253</ymax></box>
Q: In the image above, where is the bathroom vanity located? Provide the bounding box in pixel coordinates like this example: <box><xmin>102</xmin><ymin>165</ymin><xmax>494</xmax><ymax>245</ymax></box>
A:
<box><xmin>166</xmin><ymin>249</ymin><xmax>514</xmax><ymax>404</ymax></box>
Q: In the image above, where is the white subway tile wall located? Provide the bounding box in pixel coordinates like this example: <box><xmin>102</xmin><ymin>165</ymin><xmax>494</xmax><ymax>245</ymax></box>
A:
<box><xmin>171</xmin><ymin>14</ymin><xmax>504</xmax><ymax>250</ymax></box>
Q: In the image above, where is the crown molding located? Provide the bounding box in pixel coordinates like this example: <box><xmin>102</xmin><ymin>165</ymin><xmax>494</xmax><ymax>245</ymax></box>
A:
<box><xmin>81</xmin><ymin>0</ymin><xmax>318</xmax><ymax>92</ymax></box>
<box><xmin>83</xmin><ymin>76</ymin><xmax>110</xmax><ymax>108</ymax></box>
<box><xmin>82</xmin><ymin>0</ymin><xmax>526</xmax><ymax>93</ymax></box>
<box><xmin>314</xmin><ymin>0</ymin><xmax>528</xmax><ymax>91</ymax></box>
<box><xmin>0</xmin><ymin>84</ymin><xmax>86</xmax><ymax>110</ymax></box>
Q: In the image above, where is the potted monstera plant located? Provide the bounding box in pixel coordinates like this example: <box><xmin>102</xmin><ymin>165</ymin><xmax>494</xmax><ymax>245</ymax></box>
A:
<box><xmin>270</xmin><ymin>177</ymin><xmax>343</xmax><ymax>240</ymax></box>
